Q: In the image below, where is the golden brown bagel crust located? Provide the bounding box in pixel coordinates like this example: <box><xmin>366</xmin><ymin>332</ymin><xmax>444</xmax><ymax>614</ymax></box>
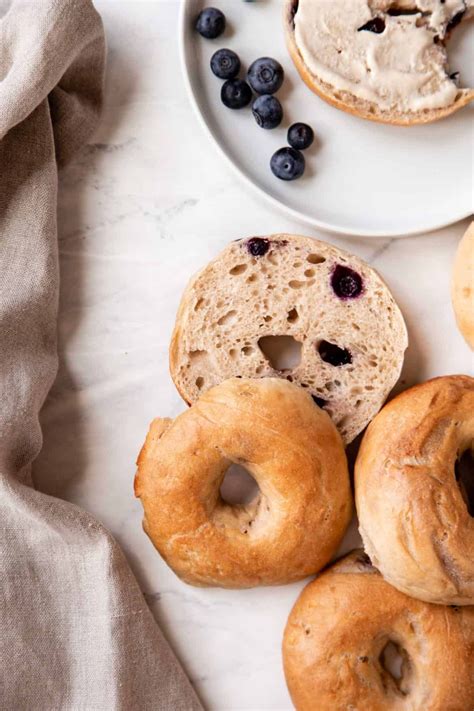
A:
<box><xmin>283</xmin><ymin>550</ymin><xmax>474</xmax><ymax>711</ymax></box>
<box><xmin>452</xmin><ymin>222</ymin><xmax>474</xmax><ymax>350</ymax></box>
<box><xmin>355</xmin><ymin>376</ymin><xmax>474</xmax><ymax>605</ymax></box>
<box><xmin>135</xmin><ymin>378</ymin><xmax>351</xmax><ymax>588</ymax></box>
<box><xmin>284</xmin><ymin>0</ymin><xmax>474</xmax><ymax>126</ymax></box>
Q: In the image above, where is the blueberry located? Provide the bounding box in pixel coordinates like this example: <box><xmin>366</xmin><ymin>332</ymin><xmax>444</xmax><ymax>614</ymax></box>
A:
<box><xmin>318</xmin><ymin>340</ymin><xmax>352</xmax><ymax>367</ymax></box>
<box><xmin>252</xmin><ymin>95</ymin><xmax>283</xmax><ymax>129</ymax></box>
<box><xmin>288</xmin><ymin>122</ymin><xmax>314</xmax><ymax>150</ymax></box>
<box><xmin>221</xmin><ymin>79</ymin><xmax>252</xmax><ymax>109</ymax></box>
<box><xmin>247</xmin><ymin>57</ymin><xmax>284</xmax><ymax>94</ymax></box>
<box><xmin>246</xmin><ymin>237</ymin><xmax>270</xmax><ymax>256</ymax></box>
<box><xmin>331</xmin><ymin>265</ymin><xmax>363</xmax><ymax>299</ymax></box>
<box><xmin>270</xmin><ymin>147</ymin><xmax>305</xmax><ymax>181</ymax></box>
<box><xmin>210</xmin><ymin>48</ymin><xmax>240</xmax><ymax>79</ymax></box>
<box><xmin>357</xmin><ymin>17</ymin><xmax>385</xmax><ymax>33</ymax></box>
<box><xmin>195</xmin><ymin>7</ymin><xmax>226</xmax><ymax>39</ymax></box>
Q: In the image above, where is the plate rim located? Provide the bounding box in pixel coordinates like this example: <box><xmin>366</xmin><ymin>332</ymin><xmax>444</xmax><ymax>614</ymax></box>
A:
<box><xmin>179</xmin><ymin>0</ymin><xmax>473</xmax><ymax>238</ymax></box>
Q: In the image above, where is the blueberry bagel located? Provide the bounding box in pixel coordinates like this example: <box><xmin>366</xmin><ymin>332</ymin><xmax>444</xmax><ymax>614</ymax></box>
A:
<box><xmin>170</xmin><ymin>234</ymin><xmax>407</xmax><ymax>444</ymax></box>
<box><xmin>356</xmin><ymin>375</ymin><xmax>474</xmax><ymax>605</ymax></box>
<box><xmin>283</xmin><ymin>550</ymin><xmax>474</xmax><ymax>711</ymax></box>
<box><xmin>135</xmin><ymin>378</ymin><xmax>351</xmax><ymax>588</ymax></box>
<box><xmin>284</xmin><ymin>0</ymin><xmax>474</xmax><ymax>125</ymax></box>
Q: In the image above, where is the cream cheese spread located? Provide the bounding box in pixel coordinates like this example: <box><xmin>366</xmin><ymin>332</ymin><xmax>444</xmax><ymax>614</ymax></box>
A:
<box><xmin>293</xmin><ymin>0</ymin><xmax>470</xmax><ymax>112</ymax></box>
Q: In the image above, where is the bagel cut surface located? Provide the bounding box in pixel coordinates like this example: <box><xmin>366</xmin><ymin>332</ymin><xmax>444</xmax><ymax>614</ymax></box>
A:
<box><xmin>170</xmin><ymin>234</ymin><xmax>407</xmax><ymax>445</ymax></box>
<box><xmin>356</xmin><ymin>375</ymin><xmax>474</xmax><ymax>605</ymax></box>
<box><xmin>135</xmin><ymin>378</ymin><xmax>351</xmax><ymax>588</ymax></box>
<box><xmin>283</xmin><ymin>550</ymin><xmax>474</xmax><ymax>711</ymax></box>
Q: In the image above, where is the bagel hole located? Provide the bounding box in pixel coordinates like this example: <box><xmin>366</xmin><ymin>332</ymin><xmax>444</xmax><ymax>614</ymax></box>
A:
<box><xmin>258</xmin><ymin>335</ymin><xmax>302</xmax><ymax>371</ymax></box>
<box><xmin>379</xmin><ymin>641</ymin><xmax>411</xmax><ymax>696</ymax></box>
<box><xmin>455</xmin><ymin>448</ymin><xmax>474</xmax><ymax>517</ymax></box>
<box><xmin>220</xmin><ymin>464</ymin><xmax>259</xmax><ymax>506</ymax></box>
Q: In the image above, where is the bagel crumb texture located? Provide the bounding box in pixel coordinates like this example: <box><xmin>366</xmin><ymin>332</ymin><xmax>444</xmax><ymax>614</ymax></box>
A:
<box><xmin>170</xmin><ymin>234</ymin><xmax>408</xmax><ymax>444</ymax></box>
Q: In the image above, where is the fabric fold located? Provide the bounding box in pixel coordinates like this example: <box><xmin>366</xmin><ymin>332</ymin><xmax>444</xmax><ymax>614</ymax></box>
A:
<box><xmin>0</xmin><ymin>1</ymin><xmax>202</xmax><ymax>708</ymax></box>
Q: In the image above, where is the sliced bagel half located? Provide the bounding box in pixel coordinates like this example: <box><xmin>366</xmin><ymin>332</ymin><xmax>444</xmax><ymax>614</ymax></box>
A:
<box><xmin>284</xmin><ymin>0</ymin><xmax>474</xmax><ymax>125</ymax></box>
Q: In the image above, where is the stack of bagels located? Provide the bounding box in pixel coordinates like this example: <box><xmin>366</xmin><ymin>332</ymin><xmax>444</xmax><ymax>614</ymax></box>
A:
<box><xmin>135</xmin><ymin>229</ymin><xmax>474</xmax><ymax>711</ymax></box>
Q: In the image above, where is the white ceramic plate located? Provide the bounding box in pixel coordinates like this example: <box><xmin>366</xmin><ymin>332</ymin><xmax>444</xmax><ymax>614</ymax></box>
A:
<box><xmin>180</xmin><ymin>0</ymin><xmax>474</xmax><ymax>237</ymax></box>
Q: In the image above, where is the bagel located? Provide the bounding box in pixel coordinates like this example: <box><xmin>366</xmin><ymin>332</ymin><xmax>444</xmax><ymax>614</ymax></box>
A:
<box><xmin>284</xmin><ymin>0</ymin><xmax>474</xmax><ymax>125</ymax></box>
<box><xmin>452</xmin><ymin>222</ymin><xmax>474</xmax><ymax>350</ymax></box>
<box><xmin>283</xmin><ymin>550</ymin><xmax>474</xmax><ymax>711</ymax></box>
<box><xmin>134</xmin><ymin>378</ymin><xmax>351</xmax><ymax>588</ymax></box>
<box><xmin>355</xmin><ymin>375</ymin><xmax>474</xmax><ymax>605</ymax></box>
<box><xmin>170</xmin><ymin>234</ymin><xmax>408</xmax><ymax>445</ymax></box>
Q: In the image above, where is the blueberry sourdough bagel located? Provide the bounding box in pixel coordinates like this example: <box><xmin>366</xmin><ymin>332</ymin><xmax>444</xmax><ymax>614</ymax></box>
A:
<box><xmin>134</xmin><ymin>378</ymin><xmax>351</xmax><ymax>588</ymax></box>
<box><xmin>170</xmin><ymin>234</ymin><xmax>408</xmax><ymax>444</ymax></box>
<box><xmin>284</xmin><ymin>0</ymin><xmax>474</xmax><ymax>125</ymax></box>
<box><xmin>283</xmin><ymin>550</ymin><xmax>474</xmax><ymax>711</ymax></box>
<box><xmin>355</xmin><ymin>375</ymin><xmax>474</xmax><ymax>605</ymax></box>
<box><xmin>452</xmin><ymin>222</ymin><xmax>474</xmax><ymax>350</ymax></box>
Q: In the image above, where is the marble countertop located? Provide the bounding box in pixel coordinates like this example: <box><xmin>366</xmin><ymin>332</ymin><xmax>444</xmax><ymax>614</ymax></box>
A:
<box><xmin>33</xmin><ymin>2</ymin><xmax>473</xmax><ymax>709</ymax></box>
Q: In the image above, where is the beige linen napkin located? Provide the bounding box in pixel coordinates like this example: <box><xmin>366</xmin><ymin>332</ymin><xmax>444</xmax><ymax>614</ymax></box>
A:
<box><xmin>0</xmin><ymin>1</ymin><xmax>202</xmax><ymax>708</ymax></box>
